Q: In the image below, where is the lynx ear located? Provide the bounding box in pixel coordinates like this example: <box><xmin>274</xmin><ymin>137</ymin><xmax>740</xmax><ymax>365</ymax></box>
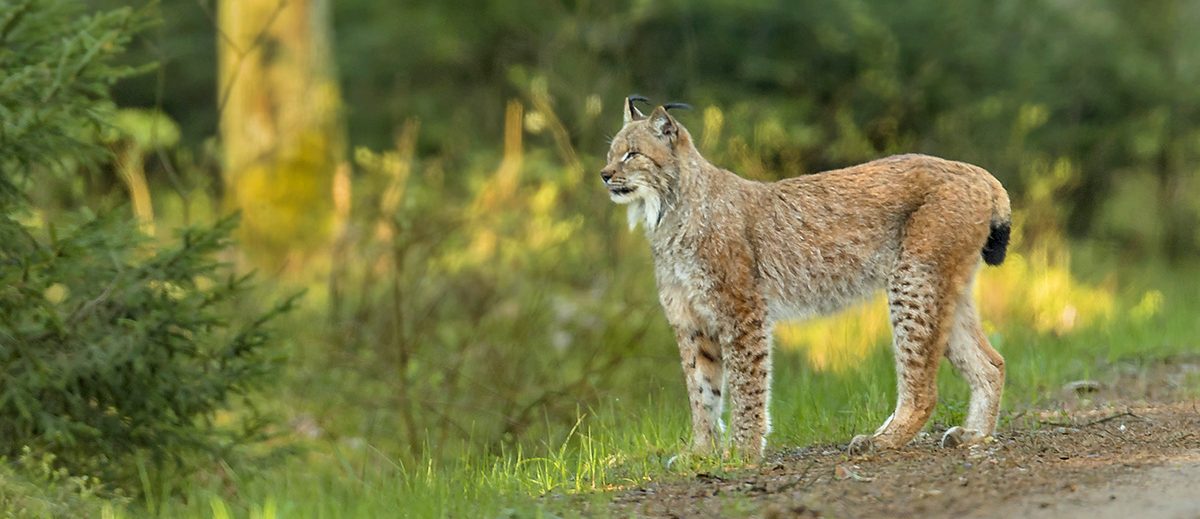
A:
<box><xmin>623</xmin><ymin>95</ymin><xmax>648</xmax><ymax>125</ymax></box>
<box><xmin>648</xmin><ymin>106</ymin><xmax>677</xmax><ymax>140</ymax></box>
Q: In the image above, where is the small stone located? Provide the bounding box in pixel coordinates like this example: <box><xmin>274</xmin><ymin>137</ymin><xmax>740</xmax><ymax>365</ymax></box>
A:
<box><xmin>835</xmin><ymin>464</ymin><xmax>875</xmax><ymax>482</ymax></box>
<box><xmin>1064</xmin><ymin>380</ymin><xmax>1103</xmax><ymax>393</ymax></box>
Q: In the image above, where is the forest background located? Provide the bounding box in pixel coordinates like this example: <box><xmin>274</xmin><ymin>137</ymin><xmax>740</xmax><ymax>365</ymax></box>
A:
<box><xmin>2</xmin><ymin>0</ymin><xmax>1198</xmax><ymax>516</ymax></box>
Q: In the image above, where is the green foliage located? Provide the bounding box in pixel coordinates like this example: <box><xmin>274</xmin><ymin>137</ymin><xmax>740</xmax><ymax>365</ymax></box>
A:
<box><xmin>122</xmin><ymin>0</ymin><xmax>1200</xmax><ymax>255</ymax></box>
<box><xmin>0</xmin><ymin>0</ymin><xmax>150</xmax><ymax>199</ymax></box>
<box><xmin>101</xmin><ymin>109</ymin><xmax>181</xmax><ymax>149</ymax></box>
<box><xmin>0</xmin><ymin>213</ymin><xmax>295</xmax><ymax>489</ymax></box>
<box><xmin>126</xmin><ymin>262</ymin><xmax>1200</xmax><ymax>518</ymax></box>
<box><xmin>8</xmin><ymin>0</ymin><xmax>1200</xmax><ymax>515</ymax></box>
<box><xmin>61</xmin><ymin>0</ymin><xmax>1200</xmax><ymax>260</ymax></box>
<box><xmin>318</xmin><ymin>142</ymin><xmax>666</xmax><ymax>466</ymax></box>
<box><xmin>0</xmin><ymin>0</ymin><xmax>293</xmax><ymax>499</ymax></box>
<box><xmin>0</xmin><ymin>447</ymin><xmax>121</xmax><ymax>519</ymax></box>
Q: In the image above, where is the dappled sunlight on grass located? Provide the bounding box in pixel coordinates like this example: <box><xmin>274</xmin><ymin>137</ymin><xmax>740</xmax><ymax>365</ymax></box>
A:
<box><xmin>977</xmin><ymin>246</ymin><xmax>1115</xmax><ymax>335</ymax></box>
<box><xmin>776</xmin><ymin>244</ymin><xmax>1120</xmax><ymax>373</ymax></box>
<box><xmin>775</xmin><ymin>297</ymin><xmax>890</xmax><ymax>373</ymax></box>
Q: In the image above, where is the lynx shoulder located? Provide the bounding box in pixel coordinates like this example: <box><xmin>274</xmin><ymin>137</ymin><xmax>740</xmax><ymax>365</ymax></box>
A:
<box><xmin>600</xmin><ymin>96</ymin><xmax>1011</xmax><ymax>457</ymax></box>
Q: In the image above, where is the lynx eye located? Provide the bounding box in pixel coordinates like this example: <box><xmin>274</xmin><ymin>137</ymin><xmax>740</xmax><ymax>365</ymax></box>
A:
<box><xmin>622</xmin><ymin>151</ymin><xmax>641</xmax><ymax>162</ymax></box>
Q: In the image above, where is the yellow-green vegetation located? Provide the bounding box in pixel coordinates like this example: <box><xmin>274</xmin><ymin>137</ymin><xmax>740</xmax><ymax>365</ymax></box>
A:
<box><xmin>100</xmin><ymin>258</ymin><xmax>1199</xmax><ymax>519</ymax></box>
<box><xmin>0</xmin><ymin>449</ymin><xmax>120</xmax><ymax>519</ymax></box>
<box><xmin>93</xmin><ymin>111</ymin><xmax>1198</xmax><ymax>515</ymax></box>
<box><xmin>5</xmin><ymin>0</ymin><xmax>1200</xmax><ymax>518</ymax></box>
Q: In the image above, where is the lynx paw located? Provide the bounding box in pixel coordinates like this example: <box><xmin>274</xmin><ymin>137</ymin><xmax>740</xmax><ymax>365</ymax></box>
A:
<box><xmin>847</xmin><ymin>434</ymin><xmax>876</xmax><ymax>455</ymax></box>
<box><xmin>665</xmin><ymin>453</ymin><xmax>685</xmax><ymax>470</ymax></box>
<box><xmin>667</xmin><ymin>447</ymin><xmax>722</xmax><ymax>470</ymax></box>
<box><xmin>940</xmin><ymin>426</ymin><xmax>985</xmax><ymax>448</ymax></box>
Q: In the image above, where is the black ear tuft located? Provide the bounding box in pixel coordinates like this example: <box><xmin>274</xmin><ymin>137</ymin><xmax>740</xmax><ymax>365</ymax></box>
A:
<box><xmin>624</xmin><ymin>95</ymin><xmax>650</xmax><ymax>124</ymax></box>
<box><xmin>663</xmin><ymin>102</ymin><xmax>692</xmax><ymax>112</ymax></box>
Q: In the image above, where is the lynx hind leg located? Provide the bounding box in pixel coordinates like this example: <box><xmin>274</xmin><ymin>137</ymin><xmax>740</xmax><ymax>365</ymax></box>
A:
<box><xmin>851</xmin><ymin>213</ymin><xmax>988</xmax><ymax>453</ymax></box>
<box><xmin>942</xmin><ymin>280</ymin><xmax>1005</xmax><ymax>448</ymax></box>
<box><xmin>675</xmin><ymin>325</ymin><xmax>725</xmax><ymax>454</ymax></box>
<box><xmin>849</xmin><ymin>260</ymin><xmax>951</xmax><ymax>455</ymax></box>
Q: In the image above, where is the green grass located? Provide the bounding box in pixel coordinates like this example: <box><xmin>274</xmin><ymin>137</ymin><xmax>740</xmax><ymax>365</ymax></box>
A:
<box><xmin>86</xmin><ymin>263</ymin><xmax>1200</xmax><ymax>518</ymax></box>
<box><xmin>0</xmin><ymin>454</ymin><xmax>117</xmax><ymax>519</ymax></box>
<box><xmin>136</xmin><ymin>407</ymin><xmax>689</xmax><ymax>518</ymax></box>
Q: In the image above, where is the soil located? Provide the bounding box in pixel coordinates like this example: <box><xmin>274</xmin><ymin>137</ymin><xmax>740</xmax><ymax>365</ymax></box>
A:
<box><xmin>602</xmin><ymin>357</ymin><xmax>1200</xmax><ymax>518</ymax></box>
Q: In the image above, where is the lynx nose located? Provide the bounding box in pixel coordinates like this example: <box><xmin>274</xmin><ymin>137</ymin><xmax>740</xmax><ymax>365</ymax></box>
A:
<box><xmin>600</xmin><ymin>168</ymin><xmax>614</xmax><ymax>183</ymax></box>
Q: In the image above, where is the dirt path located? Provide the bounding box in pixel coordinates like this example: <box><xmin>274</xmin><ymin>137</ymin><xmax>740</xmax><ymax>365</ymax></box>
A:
<box><xmin>609</xmin><ymin>403</ymin><xmax>1200</xmax><ymax>518</ymax></box>
<box><xmin>983</xmin><ymin>450</ymin><xmax>1200</xmax><ymax>519</ymax></box>
<box><xmin>606</xmin><ymin>362</ymin><xmax>1200</xmax><ymax>519</ymax></box>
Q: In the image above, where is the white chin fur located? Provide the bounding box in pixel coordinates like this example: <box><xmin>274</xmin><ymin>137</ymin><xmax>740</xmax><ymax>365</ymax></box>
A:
<box><xmin>624</xmin><ymin>193</ymin><xmax>662</xmax><ymax>232</ymax></box>
<box><xmin>626</xmin><ymin>201</ymin><xmax>643</xmax><ymax>231</ymax></box>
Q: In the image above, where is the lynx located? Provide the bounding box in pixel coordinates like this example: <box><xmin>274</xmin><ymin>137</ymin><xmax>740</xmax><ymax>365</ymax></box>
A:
<box><xmin>600</xmin><ymin>96</ymin><xmax>1011</xmax><ymax>458</ymax></box>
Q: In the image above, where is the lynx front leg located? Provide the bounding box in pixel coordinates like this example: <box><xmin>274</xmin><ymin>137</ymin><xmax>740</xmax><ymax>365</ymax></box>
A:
<box><xmin>724</xmin><ymin>308</ymin><xmax>772</xmax><ymax>459</ymax></box>
<box><xmin>674</xmin><ymin>325</ymin><xmax>725</xmax><ymax>454</ymax></box>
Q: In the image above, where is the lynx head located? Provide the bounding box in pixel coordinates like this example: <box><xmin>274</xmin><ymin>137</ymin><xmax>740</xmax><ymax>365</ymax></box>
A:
<box><xmin>600</xmin><ymin>95</ymin><xmax>692</xmax><ymax>231</ymax></box>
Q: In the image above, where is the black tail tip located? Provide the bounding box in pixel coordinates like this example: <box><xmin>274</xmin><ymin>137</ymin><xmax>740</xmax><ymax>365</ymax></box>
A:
<box><xmin>982</xmin><ymin>222</ymin><xmax>1010</xmax><ymax>266</ymax></box>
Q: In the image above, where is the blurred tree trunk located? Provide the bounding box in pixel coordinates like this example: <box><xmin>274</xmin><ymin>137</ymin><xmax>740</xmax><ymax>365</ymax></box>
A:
<box><xmin>217</xmin><ymin>0</ymin><xmax>346</xmax><ymax>274</ymax></box>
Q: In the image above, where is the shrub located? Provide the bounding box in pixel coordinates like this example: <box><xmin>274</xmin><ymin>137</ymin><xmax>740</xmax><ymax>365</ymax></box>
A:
<box><xmin>0</xmin><ymin>447</ymin><xmax>120</xmax><ymax>519</ymax></box>
<box><xmin>0</xmin><ymin>0</ymin><xmax>294</xmax><ymax>493</ymax></box>
<box><xmin>0</xmin><ymin>0</ymin><xmax>150</xmax><ymax>198</ymax></box>
<box><xmin>0</xmin><ymin>212</ymin><xmax>295</xmax><ymax>488</ymax></box>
